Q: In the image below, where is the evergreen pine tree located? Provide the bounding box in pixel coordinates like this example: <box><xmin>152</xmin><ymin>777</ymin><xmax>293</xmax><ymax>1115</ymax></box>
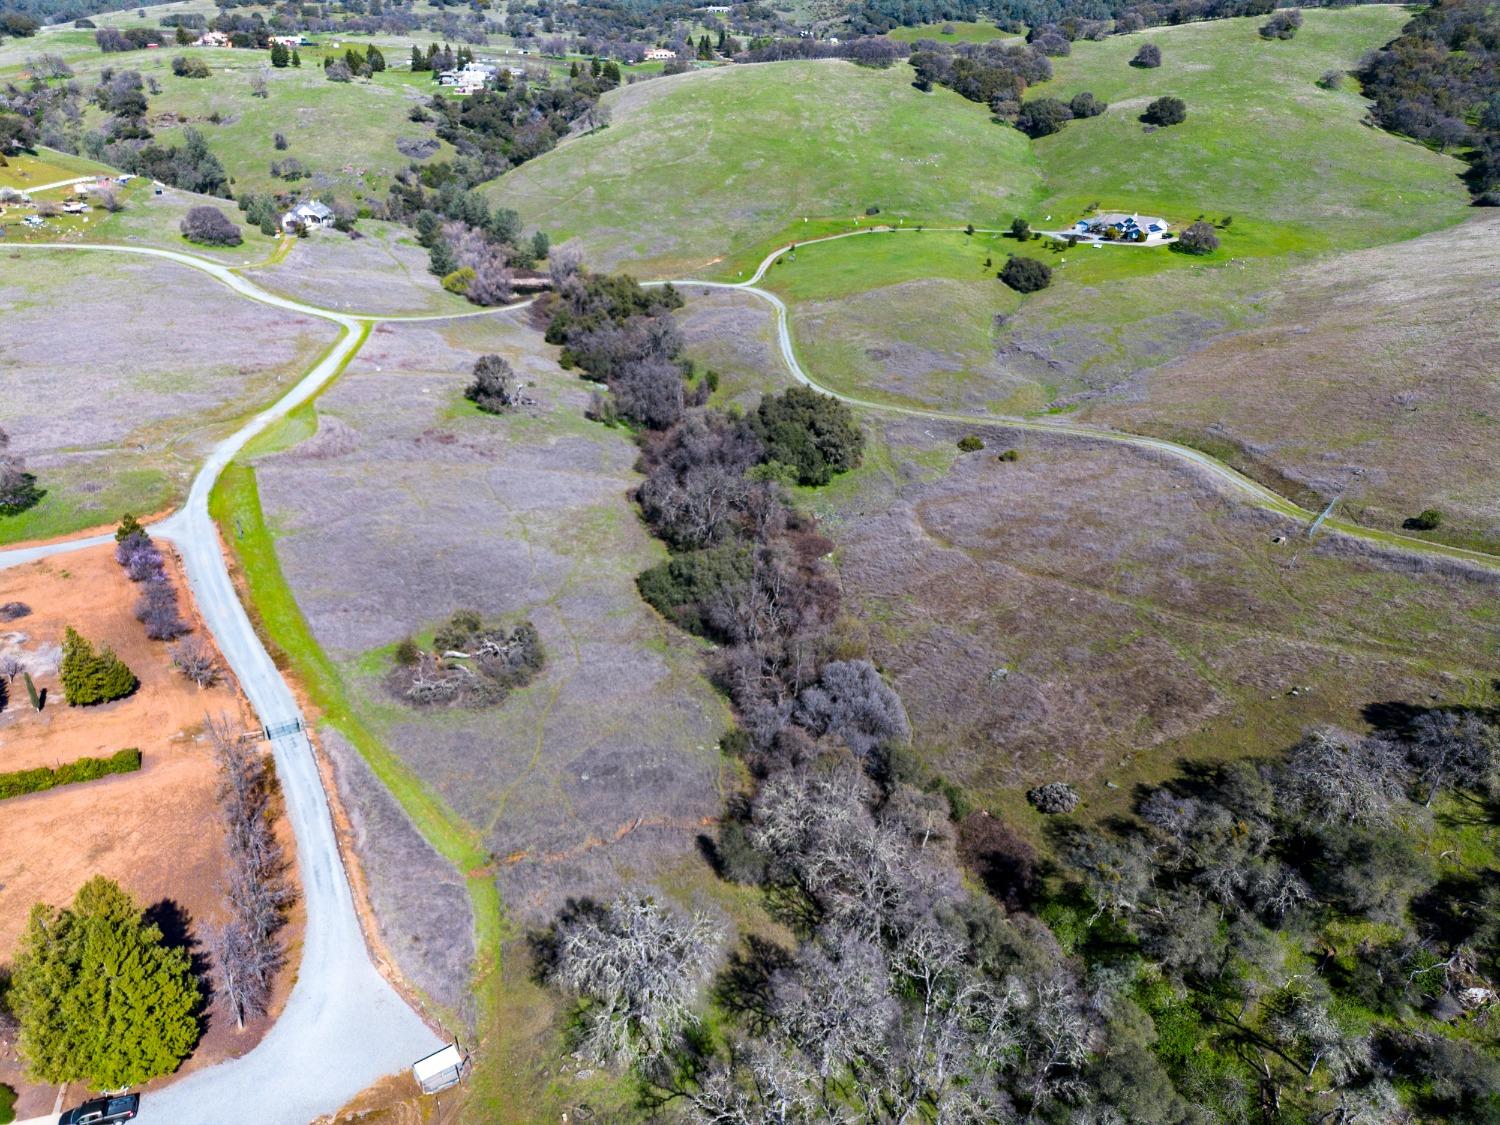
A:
<box><xmin>410</xmin><ymin>44</ymin><xmax>424</xmax><ymax>71</ymax></box>
<box><xmin>270</xmin><ymin>41</ymin><xmax>288</xmax><ymax>67</ymax></box>
<box><xmin>290</xmin><ymin>48</ymin><xmax>301</xmax><ymax>67</ymax></box>
<box><xmin>10</xmin><ymin>877</ymin><xmax>201</xmax><ymax>1088</ymax></box>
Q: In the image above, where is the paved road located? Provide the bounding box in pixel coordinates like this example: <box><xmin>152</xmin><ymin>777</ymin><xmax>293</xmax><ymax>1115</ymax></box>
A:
<box><xmin>0</xmin><ymin>244</ymin><xmax>442</xmax><ymax>1124</ymax></box>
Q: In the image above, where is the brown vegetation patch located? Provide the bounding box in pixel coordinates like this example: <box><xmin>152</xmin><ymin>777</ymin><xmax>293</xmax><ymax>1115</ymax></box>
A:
<box><xmin>826</xmin><ymin>417</ymin><xmax>1500</xmax><ymax>802</ymax></box>
<box><xmin>1084</xmin><ymin>214</ymin><xmax>1500</xmax><ymax>544</ymax></box>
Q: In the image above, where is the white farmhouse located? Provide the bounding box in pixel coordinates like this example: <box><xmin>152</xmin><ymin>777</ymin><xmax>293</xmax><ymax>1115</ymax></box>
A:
<box><xmin>281</xmin><ymin>200</ymin><xmax>334</xmax><ymax>232</ymax></box>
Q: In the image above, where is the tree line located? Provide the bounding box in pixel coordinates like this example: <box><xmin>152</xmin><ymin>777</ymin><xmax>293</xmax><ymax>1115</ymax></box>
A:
<box><xmin>1358</xmin><ymin>0</ymin><xmax>1500</xmax><ymax>203</ymax></box>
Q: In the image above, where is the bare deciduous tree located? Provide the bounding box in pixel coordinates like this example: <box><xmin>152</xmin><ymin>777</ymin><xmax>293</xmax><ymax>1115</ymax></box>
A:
<box><xmin>170</xmin><ymin>637</ymin><xmax>217</xmax><ymax>688</ymax></box>
<box><xmin>547</xmin><ymin>893</ymin><xmax>722</xmax><ymax>1067</ymax></box>
<box><xmin>205</xmin><ymin>714</ymin><xmax>292</xmax><ymax>1028</ymax></box>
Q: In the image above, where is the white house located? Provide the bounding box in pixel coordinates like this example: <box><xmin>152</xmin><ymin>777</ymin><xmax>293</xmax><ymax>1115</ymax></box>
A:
<box><xmin>281</xmin><ymin>200</ymin><xmax>334</xmax><ymax>232</ymax></box>
<box><xmin>644</xmin><ymin>47</ymin><xmax>677</xmax><ymax>61</ymax></box>
<box><xmin>195</xmin><ymin>31</ymin><xmax>232</xmax><ymax>47</ymax></box>
<box><xmin>437</xmin><ymin>60</ymin><xmax>497</xmax><ymax>93</ymax></box>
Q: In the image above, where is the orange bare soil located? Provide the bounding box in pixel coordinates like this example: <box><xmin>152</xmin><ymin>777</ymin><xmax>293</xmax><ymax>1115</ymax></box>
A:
<box><xmin>0</xmin><ymin>542</ymin><xmax>301</xmax><ymax>1115</ymax></box>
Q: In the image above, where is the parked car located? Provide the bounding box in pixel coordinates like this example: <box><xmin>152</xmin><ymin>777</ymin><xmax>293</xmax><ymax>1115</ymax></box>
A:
<box><xmin>58</xmin><ymin>1093</ymin><xmax>140</xmax><ymax>1124</ymax></box>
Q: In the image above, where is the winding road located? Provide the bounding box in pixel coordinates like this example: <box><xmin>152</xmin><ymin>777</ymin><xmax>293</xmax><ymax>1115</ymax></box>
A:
<box><xmin>1</xmin><ymin>244</ymin><xmax>441</xmax><ymax>1125</ymax></box>
<box><xmin>1</xmin><ymin>225</ymin><xmax>1495</xmax><ymax>1120</ymax></box>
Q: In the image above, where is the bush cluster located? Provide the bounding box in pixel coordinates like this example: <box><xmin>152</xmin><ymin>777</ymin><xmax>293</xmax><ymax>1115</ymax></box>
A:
<box><xmin>1000</xmin><ymin>254</ymin><xmax>1052</xmax><ymax>292</ymax></box>
<box><xmin>0</xmin><ymin>748</ymin><xmax>141</xmax><ymax>801</ymax></box>
<box><xmin>389</xmin><ymin>612</ymin><xmax>544</xmax><ymax>707</ymax></box>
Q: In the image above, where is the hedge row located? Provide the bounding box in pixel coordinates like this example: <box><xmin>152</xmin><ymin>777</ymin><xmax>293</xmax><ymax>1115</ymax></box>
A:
<box><xmin>0</xmin><ymin>748</ymin><xmax>142</xmax><ymax>801</ymax></box>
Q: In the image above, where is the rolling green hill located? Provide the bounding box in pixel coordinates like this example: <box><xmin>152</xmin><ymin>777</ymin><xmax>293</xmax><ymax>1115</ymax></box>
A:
<box><xmin>485</xmin><ymin>60</ymin><xmax>1043</xmax><ymax>277</ymax></box>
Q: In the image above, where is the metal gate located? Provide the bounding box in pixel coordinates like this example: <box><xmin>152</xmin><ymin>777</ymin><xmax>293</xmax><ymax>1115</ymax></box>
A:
<box><xmin>263</xmin><ymin>717</ymin><xmax>305</xmax><ymax>741</ymax></box>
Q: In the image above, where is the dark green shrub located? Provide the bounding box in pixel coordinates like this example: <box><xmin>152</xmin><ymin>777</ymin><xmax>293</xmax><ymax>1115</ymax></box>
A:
<box><xmin>997</xmin><ymin>449</ymin><xmax>1021</xmax><ymax>462</ymax></box>
<box><xmin>957</xmin><ymin>435</ymin><xmax>985</xmax><ymax>452</ymax></box>
<box><xmin>1142</xmin><ymin>96</ymin><xmax>1187</xmax><ymax>126</ymax></box>
<box><xmin>1408</xmin><ymin>508</ymin><xmax>1443</xmax><ymax>530</ymax></box>
<box><xmin>0</xmin><ymin>748</ymin><xmax>142</xmax><ymax>800</ymax></box>
<box><xmin>1015</xmin><ymin>96</ymin><xmax>1073</xmax><ymax>138</ymax></box>
<box><xmin>115</xmin><ymin>513</ymin><xmax>143</xmax><ymax>542</ymax></box>
<box><xmin>751</xmin><ymin>387</ymin><xmax>865</xmax><ymax>486</ymax></box>
<box><xmin>394</xmin><ymin>637</ymin><xmax>421</xmax><ymax>666</ymax></box>
<box><xmin>637</xmin><ymin>544</ymin><xmax>753</xmax><ymax>638</ymax></box>
<box><xmin>1131</xmin><ymin>42</ymin><xmax>1161</xmax><ymax>68</ymax></box>
<box><xmin>59</xmin><ymin>627</ymin><xmax>137</xmax><ymax>706</ymax></box>
<box><xmin>1000</xmin><ymin>255</ymin><xmax>1052</xmax><ymax>293</ymax></box>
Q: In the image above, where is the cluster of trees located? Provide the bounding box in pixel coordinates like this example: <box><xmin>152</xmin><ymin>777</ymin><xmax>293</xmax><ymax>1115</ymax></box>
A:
<box><xmin>170</xmin><ymin>52</ymin><xmax>211</xmax><ymax>78</ymax></box>
<box><xmin>540</xmin><ymin>261</ymin><xmax>702</xmax><ymax>429</ymax></box>
<box><xmin>909</xmin><ymin>40</ymin><xmax>1053</xmax><ymax>119</ymax></box>
<box><xmin>1358</xmin><ymin>0</ymin><xmax>1500</xmax><ymax>201</ymax></box>
<box><xmin>738</xmin><ymin>35</ymin><xmax>907</xmax><ymax>66</ymax></box>
<box><xmin>58</xmin><ymin>626</ymin><xmax>137</xmax><ymax>706</ymax></box>
<box><xmin>6</xmin><ymin>877</ymin><xmax>201</xmax><ymax>1088</ymax></box>
<box><xmin>94</xmin><ymin>24</ymin><xmax>161</xmax><ymax>51</ymax></box>
<box><xmin>0</xmin><ymin>427</ymin><xmax>39</xmax><ymax>515</ymax></box>
<box><xmin>204</xmin><ymin>715</ymin><xmax>293</xmax><ymax>1028</ymax></box>
<box><xmin>1013</xmin><ymin>88</ymin><xmax>1106</xmax><ymax>137</ymax></box>
<box><xmin>1060</xmin><ymin>714</ymin><xmax>1500</xmax><ymax>1121</ymax></box>
<box><xmin>0</xmin><ymin>63</ymin><xmax>227</xmax><ymax>194</ymax></box>
<box><xmin>115</xmin><ymin>515</ymin><xmax>189</xmax><ymax>640</ymax></box>
<box><xmin>1175</xmin><ymin>217</ymin><xmax>1220</xmax><ymax>253</ymax></box>
<box><xmin>389</xmin><ymin>611</ymin><xmax>545</xmax><ymax>707</ymax></box>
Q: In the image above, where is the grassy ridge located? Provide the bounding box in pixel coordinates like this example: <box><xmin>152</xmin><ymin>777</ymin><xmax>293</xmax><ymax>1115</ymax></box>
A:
<box><xmin>488</xmin><ymin>59</ymin><xmax>1041</xmax><ymax>278</ymax></box>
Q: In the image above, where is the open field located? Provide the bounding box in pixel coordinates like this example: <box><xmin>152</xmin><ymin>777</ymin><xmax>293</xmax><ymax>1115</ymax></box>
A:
<box><xmin>758</xmin><ymin>208</ymin><xmax>1500</xmax><ymax>548</ymax></box>
<box><xmin>0</xmin><ymin>543</ymin><xmax>300</xmax><ymax>1119</ymax></box>
<box><xmin>675</xmin><ymin>286</ymin><xmax>799</xmax><ymax>408</ymax></box>
<box><xmin>246</xmin><ymin>313</ymin><xmax>731</xmax><ymax>920</ymax></box>
<box><xmin>887</xmin><ymin>20</ymin><xmax>1020</xmax><ymax>43</ymax></box>
<box><xmin>142</xmin><ymin>60</ymin><xmax>455</xmax><ymax>198</ymax></box>
<box><xmin>1082</xmin><ymin>212</ymin><xmax>1500</xmax><ymax>549</ymax></box>
<box><xmin>479</xmin><ymin>8</ymin><xmax>1466</xmax><ymax>281</ymax></box>
<box><xmin>244</xmin><ymin>219</ymin><xmax>471</xmax><ymax>317</ymax></box>
<box><xmin>486</xmin><ymin>59</ymin><xmax>1041</xmax><ymax>277</ymax></box>
<box><xmin>0</xmin><ymin>247</ymin><xmax>338</xmax><ymax>545</ymax></box>
<box><xmin>0</xmin><ymin>149</ymin><xmax>112</xmax><ymax>191</ymax></box>
<box><xmin>210</xmin><ymin>308</ymin><xmax>744</xmax><ymax>1118</ymax></box>
<box><xmin>811</xmin><ymin>416</ymin><xmax>1500</xmax><ymax>838</ymax></box>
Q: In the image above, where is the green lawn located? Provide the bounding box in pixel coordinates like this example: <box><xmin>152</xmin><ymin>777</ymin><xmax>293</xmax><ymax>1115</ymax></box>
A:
<box><xmin>887</xmin><ymin>21</ymin><xmax>1020</xmax><ymax>43</ymax></box>
<box><xmin>0</xmin><ymin>149</ymin><xmax>112</xmax><ymax>190</ymax></box>
<box><xmin>487</xmin><ymin>59</ymin><xmax>1042</xmax><ymax>277</ymax></box>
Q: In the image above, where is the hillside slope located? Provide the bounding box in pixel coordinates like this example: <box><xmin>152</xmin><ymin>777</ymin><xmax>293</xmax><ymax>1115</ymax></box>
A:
<box><xmin>486</xmin><ymin>60</ymin><xmax>1042</xmax><ymax>277</ymax></box>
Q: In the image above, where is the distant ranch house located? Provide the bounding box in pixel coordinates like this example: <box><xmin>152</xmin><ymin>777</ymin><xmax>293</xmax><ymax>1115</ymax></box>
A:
<box><xmin>438</xmin><ymin>60</ymin><xmax>501</xmax><ymax>94</ymax></box>
<box><xmin>281</xmin><ymin>200</ymin><xmax>334</xmax><ymax>232</ymax></box>
<box><xmin>643</xmin><ymin>48</ymin><xmax>678</xmax><ymax>61</ymax></box>
<box><xmin>1071</xmin><ymin>212</ymin><xmax>1172</xmax><ymax>244</ymax></box>
<box><xmin>194</xmin><ymin>31</ymin><xmax>232</xmax><ymax>47</ymax></box>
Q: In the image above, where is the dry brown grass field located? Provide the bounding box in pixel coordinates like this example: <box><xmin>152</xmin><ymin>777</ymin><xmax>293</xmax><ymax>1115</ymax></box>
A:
<box><xmin>807</xmin><ymin>416</ymin><xmax>1500</xmax><ymax>834</ymax></box>
<box><xmin>0</xmin><ymin>248</ymin><xmax>338</xmax><ymax>543</ymax></box>
<box><xmin>244</xmin><ymin>221</ymin><xmax>472</xmax><ymax>317</ymax></box>
<box><xmin>1080</xmin><ymin>213</ymin><xmax>1500</xmax><ymax>548</ymax></box>
<box><xmin>250</xmin><ymin>312</ymin><xmax>731</xmax><ymax>937</ymax></box>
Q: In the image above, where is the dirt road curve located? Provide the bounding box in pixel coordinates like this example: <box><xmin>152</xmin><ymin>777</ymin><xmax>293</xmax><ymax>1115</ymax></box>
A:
<box><xmin>0</xmin><ymin>244</ymin><xmax>441</xmax><ymax>1125</ymax></box>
